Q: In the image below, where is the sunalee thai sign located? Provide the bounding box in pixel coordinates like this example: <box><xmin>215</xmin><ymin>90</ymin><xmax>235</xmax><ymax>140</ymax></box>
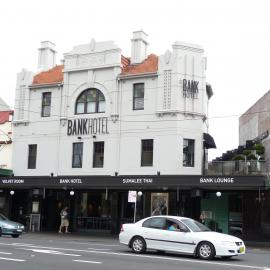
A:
<box><xmin>122</xmin><ymin>178</ymin><xmax>154</xmax><ymax>184</ymax></box>
<box><xmin>182</xmin><ymin>79</ymin><xmax>199</xmax><ymax>99</ymax></box>
<box><xmin>67</xmin><ymin>117</ymin><xmax>109</xmax><ymax>136</ymax></box>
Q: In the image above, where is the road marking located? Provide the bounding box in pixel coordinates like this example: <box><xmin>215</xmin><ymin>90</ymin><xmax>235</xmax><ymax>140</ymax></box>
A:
<box><xmin>0</xmin><ymin>242</ymin><xmax>268</xmax><ymax>269</ymax></box>
<box><xmin>12</xmin><ymin>242</ymin><xmax>32</xmax><ymax>246</ymax></box>
<box><xmin>0</xmin><ymin>251</ymin><xmax>12</xmax><ymax>255</ymax></box>
<box><xmin>87</xmin><ymin>248</ymin><xmax>112</xmax><ymax>251</ymax></box>
<box><xmin>66</xmin><ymin>241</ymin><xmax>120</xmax><ymax>247</ymax></box>
<box><xmin>13</xmin><ymin>243</ymin><xmax>34</xmax><ymax>247</ymax></box>
<box><xmin>0</xmin><ymin>257</ymin><xmax>25</xmax><ymax>262</ymax></box>
<box><xmin>18</xmin><ymin>248</ymin><xmax>81</xmax><ymax>257</ymax></box>
<box><xmin>73</xmin><ymin>259</ymin><xmax>102</xmax><ymax>264</ymax></box>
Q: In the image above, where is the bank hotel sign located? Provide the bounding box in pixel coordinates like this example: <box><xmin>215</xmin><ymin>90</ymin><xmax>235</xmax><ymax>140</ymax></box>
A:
<box><xmin>67</xmin><ymin>117</ymin><xmax>109</xmax><ymax>136</ymax></box>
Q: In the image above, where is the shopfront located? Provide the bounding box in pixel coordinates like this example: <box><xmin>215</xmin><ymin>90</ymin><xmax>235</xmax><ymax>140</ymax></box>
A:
<box><xmin>0</xmin><ymin>175</ymin><xmax>268</xmax><ymax>238</ymax></box>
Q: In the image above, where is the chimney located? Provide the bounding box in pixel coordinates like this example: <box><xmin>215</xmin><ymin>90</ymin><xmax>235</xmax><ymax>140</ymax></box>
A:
<box><xmin>38</xmin><ymin>41</ymin><xmax>56</xmax><ymax>71</ymax></box>
<box><xmin>131</xmin><ymin>30</ymin><xmax>148</xmax><ymax>64</ymax></box>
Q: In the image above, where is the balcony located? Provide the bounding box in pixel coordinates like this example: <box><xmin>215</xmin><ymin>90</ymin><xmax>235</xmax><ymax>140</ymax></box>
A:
<box><xmin>206</xmin><ymin>160</ymin><xmax>267</xmax><ymax>176</ymax></box>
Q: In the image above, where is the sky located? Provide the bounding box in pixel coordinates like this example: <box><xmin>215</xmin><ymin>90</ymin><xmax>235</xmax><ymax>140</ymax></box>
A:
<box><xmin>1</xmin><ymin>0</ymin><xmax>270</xmax><ymax>160</ymax></box>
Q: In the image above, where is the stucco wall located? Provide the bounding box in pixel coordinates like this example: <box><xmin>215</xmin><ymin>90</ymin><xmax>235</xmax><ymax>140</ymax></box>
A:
<box><xmin>12</xmin><ymin>39</ymin><xmax>210</xmax><ymax>176</ymax></box>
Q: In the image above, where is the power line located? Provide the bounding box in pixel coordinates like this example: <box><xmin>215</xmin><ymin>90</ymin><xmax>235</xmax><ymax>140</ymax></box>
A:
<box><xmin>12</xmin><ymin>81</ymin><xmax>204</xmax><ymax>102</ymax></box>
<box><xmin>0</xmin><ymin>102</ymin><xmax>205</xmax><ymax>124</ymax></box>
<box><xmin>2</xmin><ymin>93</ymin><xmax>270</xmax><ymax>123</ymax></box>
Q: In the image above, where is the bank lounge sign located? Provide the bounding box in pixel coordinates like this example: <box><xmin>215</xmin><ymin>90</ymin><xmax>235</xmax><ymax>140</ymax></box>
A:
<box><xmin>67</xmin><ymin>117</ymin><xmax>109</xmax><ymax>136</ymax></box>
<box><xmin>200</xmin><ymin>177</ymin><xmax>235</xmax><ymax>184</ymax></box>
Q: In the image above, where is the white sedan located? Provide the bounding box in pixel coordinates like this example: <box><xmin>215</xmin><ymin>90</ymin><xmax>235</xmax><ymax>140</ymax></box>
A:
<box><xmin>119</xmin><ymin>216</ymin><xmax>245</xmax><ymax>260</ymax></box>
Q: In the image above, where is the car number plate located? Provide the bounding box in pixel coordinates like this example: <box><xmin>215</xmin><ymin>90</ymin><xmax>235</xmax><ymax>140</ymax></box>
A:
<box><xmin>16</xmin><ymin>230</ymin><xmax>22</xmax><ymax>232</ymax></box>
<box><xmin>239</xmin><ymin>247</ymin><xmax>245</xmax><ymax>253</ymax></box>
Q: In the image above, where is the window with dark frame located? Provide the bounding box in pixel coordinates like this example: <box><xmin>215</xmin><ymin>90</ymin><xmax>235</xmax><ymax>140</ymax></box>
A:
<box><xmin>72</xmin><ymin>142</ymin><xmax>83</xmax><ymax>168</ymax></box>
<box><xmin>183</xmin><ymin>139</ymin><xmax>195</xmax><ymax>167</ymax></box>
<box><xmin>28</xmin><ymin>144</ymin><xmax>37</xmax><ymax>169</ymax></box>
<box><xmin>93</xmin><ymin>141</ymin><xmax>104</xmax><ymax>168</ymax></box>
<box><xmin>141</xmin><ymin>139</ymin><xmax>153</xmax><ymax>167</ymax></box>
<box><xmin>75</xmin><ymin>89</ymin><xmax>105</xmax><ymax>114</ymax></box>
<box><xmin>142</xmin><ymin>217</ymin><xmax>166</xmax><ymax>229</ymax></box>
<box><xmin>41</xmin><ymin>92</ymin><xmax>52</xmax><ymax>117</ymax></box>
<box><xmin>133</xmin><ymin>83</ymin><xmax>144</xmax><ymax>110</ymax></box>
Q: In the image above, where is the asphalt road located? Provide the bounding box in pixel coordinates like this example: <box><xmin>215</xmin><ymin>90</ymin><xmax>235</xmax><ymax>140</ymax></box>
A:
<box><xmin>0</xmin><ymin>233</ymin><xmax>269</xmax><ymax>270</ymax></box>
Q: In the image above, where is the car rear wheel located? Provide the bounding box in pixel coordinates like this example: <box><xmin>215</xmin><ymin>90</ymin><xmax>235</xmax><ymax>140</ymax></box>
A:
<box><xmin>197</xmin><ymin>241</ymin><xmax>215</xmax><ymax>260</ymax></box>
<box><xmin>131</xmin><ymin>236</ymin><xmax>146</xmax><ymax>254</ymax></box>
<box><xmin>12</xmin><ymin>234</ymin><xmax>19</xmax><ymax>238</ymax></box>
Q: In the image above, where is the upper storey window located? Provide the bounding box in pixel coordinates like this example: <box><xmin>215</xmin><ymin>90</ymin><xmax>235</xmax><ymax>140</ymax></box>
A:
<box><xmin>41</xmin><ymin>92</ymin><xmax>51</xmax><ymax>117</ymax></box>
<box><xmin>75</xmin><ymin>89</ymin><xmax>105</xmax><ymax>114</ymax></box>
<box><xmin>133</xmin><ymin>83</ymin><xmax>144</xmax><ymax>110</ymax></box>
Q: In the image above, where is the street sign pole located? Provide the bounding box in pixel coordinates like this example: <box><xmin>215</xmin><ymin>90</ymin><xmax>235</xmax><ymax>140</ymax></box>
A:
<box><xmin>128</xmin><ymin>191</ymin><xmax>137</xmax><ymax>223</ymax></box>
<box><xmin>134</xmin><ymin>195</ymin><xmax>137</xmax><ymax>223</ymax></box>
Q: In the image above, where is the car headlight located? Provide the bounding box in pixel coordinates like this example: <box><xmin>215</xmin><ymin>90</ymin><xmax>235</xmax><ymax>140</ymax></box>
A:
<box><xmin>4</xmin><ymin>224</ymin><xmax>15</xmax><ymax>229</ymax></box>
<box><xmin>221</xmin><ymin>241</ymin><xmax>235</xmax><ymax>246</ymax></box>
<box><xmin>20</xmin><ymin>225</ymin><xmax>25</xmax><ymax>229</ymax></box>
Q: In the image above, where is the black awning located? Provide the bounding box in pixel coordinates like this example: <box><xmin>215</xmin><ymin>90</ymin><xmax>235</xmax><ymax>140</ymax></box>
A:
<box><xmin>204</xmin><ymin>133</ymin><xmax>216</xmax><ymax>149</ymax></box>
<box><xmin>0</xmin><ymin>175</ymin><xmax>266</xmax><ymax>190</ymax></box>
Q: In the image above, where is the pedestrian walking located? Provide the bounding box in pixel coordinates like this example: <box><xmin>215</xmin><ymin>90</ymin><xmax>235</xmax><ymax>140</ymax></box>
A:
<box><xmin>59</xmin><ymin>206</ymin><xmax>70</xmax><ymax>233</ymax></box>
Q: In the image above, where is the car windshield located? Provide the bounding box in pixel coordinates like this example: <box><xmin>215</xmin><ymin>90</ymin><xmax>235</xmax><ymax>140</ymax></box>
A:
<box><xmin>0</xmin><ymin>213</ymin><xmax>8</xmax><ymax>221</ymax></box>
<box><xmin>181</xmin><ymin>219</ymin><xmax>211</xmax><ymax>232</ymax></box>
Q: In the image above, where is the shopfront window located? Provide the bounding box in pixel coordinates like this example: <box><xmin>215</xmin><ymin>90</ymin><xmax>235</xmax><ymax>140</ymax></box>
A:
<box><xmin>183</xmin><ymin>139</ymin><xmax>195</xmax><ymax>167</ymax></box>
<box><xmin>75</xmin><ymin>191</ymin><xmax>111</xmax><ymax>231</ymax></box>
<box><xmin>229</xmin><ymin>194</ymin><xmax>243</xmax><ymax>238</ymax></box>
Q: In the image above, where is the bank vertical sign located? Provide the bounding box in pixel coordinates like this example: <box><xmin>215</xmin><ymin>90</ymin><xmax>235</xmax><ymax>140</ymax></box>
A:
<box><xmin>182</xmin><ymin>79</ymin><xmax>199</xmax><ymax>99</ymax></box>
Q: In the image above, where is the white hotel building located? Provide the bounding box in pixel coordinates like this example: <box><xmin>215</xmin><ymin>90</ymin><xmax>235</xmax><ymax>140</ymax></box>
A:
<box><xmin>1</xmin><ymin>31</ymin><xmax>218</xmax><ymax>233</ymax></box>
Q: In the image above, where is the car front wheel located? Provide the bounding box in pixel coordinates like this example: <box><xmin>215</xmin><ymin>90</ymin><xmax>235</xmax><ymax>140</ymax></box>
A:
<box><xmin>12</xmin><ymin>234</ymin><xmax>20</xmax><ymax>238</ymax></box>
<box><xmin>131</xmin><ymin>236</ymin><xmax>146</xmax><ymax>254</ymax></box>
<box><xmin>0</xmin><ymin>228</ymin><xmax>2</xmax><ymax>237</ymax></box>
<box><xmin>197</xmin><ymin>241</ymin><xmax>215</xmax><ymax>260</ymax></box>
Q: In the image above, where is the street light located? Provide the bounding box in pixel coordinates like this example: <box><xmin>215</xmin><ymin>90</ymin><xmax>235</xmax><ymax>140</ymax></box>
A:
<box><xmin>70</xmin><ymin>190</ymin><xmax>75</xmax><ymax>196</ymax></box>
<box><xmin>213</xmin><ymin>191</ymin><xmax>222</xmax><ymax>231</ymax></box>
<box><xmin>10</xmin><ymin>190</ymin><xmax>15</xmax><ymax>196</ymax></box>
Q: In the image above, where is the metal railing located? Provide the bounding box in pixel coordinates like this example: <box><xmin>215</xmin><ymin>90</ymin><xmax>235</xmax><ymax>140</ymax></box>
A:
<box><xmin>206</xmin><ymin>160</ymin><xmax>267</xmax><ymax>175</ymax></box>
<box><xmin>75</xmin><ymin>217</ymin><xmax>111</xmax><ymax>231</ymax></box>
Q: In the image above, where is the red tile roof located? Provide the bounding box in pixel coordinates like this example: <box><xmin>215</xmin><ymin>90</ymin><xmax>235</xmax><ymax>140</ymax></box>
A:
<box><xmin>32</xmin><ymin>65</ymin><xmax>64</xmax><ymax>85</ymax></box>
<box><xmin>0</xmin><ymin>111</ymin><xmax>12</xmax><ymax>125</ymax></box>
<box><xmin>121</xmin><ymin>54</ymin><xmax>158</xmax><ymax>75</ymax></box>
<box><xmin>32</xmin><ymin>54</ymin><xmax>158</xmax><ymax>85</ymax></box>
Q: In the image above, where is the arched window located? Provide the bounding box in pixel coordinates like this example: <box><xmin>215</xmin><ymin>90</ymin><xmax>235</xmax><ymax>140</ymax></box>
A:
<box><xmin>75</xmin><ymin>88</ymin><xmax>105</xmax><ymax>114</ymax></box>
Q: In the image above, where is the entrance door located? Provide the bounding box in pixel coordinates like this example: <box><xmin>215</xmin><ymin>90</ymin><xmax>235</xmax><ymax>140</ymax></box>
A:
<box><xmin>43</xmin><ymin>190</ymin><xmax>70</xmax><ymax>231</ymax></box>
<box><xmin>201</xmin><ymin>193</ymin><xmax>229</xmax><ymax>234</ymax></box>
